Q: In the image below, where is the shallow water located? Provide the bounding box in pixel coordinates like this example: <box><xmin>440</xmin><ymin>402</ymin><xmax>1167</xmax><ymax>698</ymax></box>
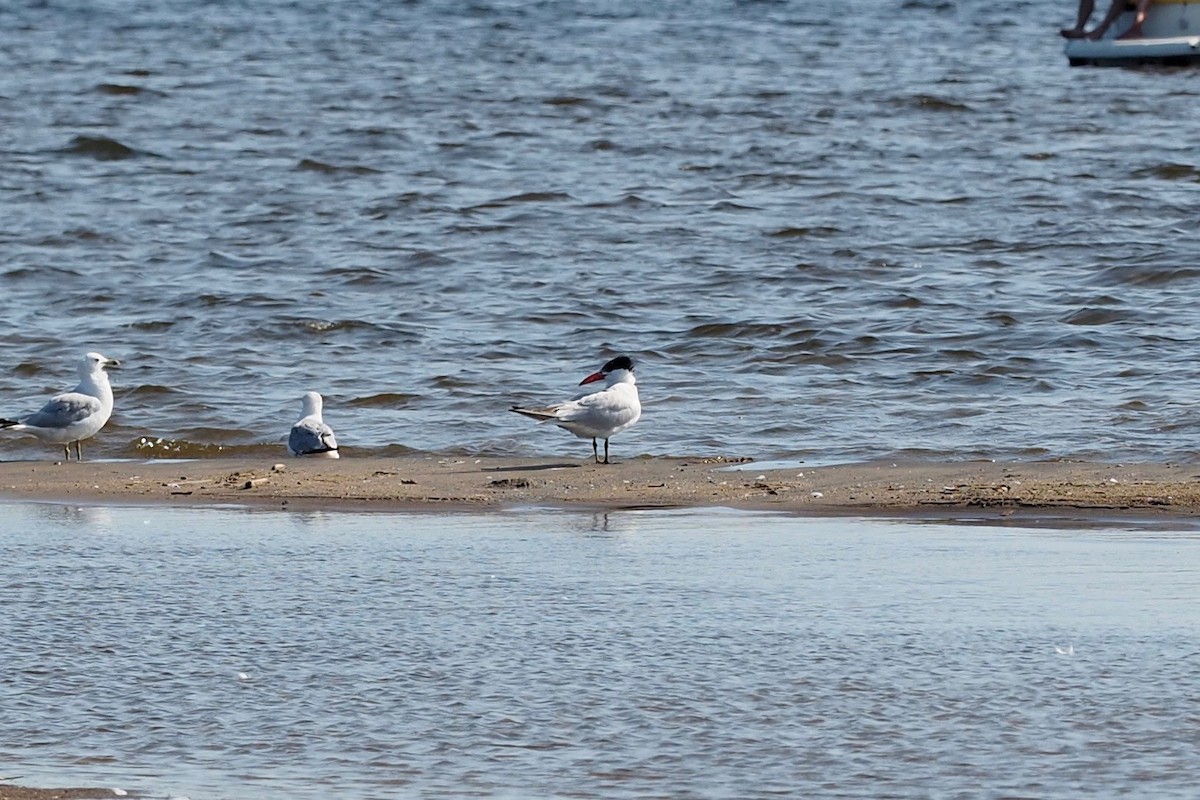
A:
<box><xmin>3</xmin><ymin>1</ymin><xmax>1200</xmax><ymax>463</ymax></box>
<box><xmin>2</xmin><ymin>502</ymin><xmax>1199</xmax><ymax>799</ymax></box>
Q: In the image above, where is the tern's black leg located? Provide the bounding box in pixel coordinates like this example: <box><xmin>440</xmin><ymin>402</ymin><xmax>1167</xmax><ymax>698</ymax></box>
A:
<box><xmin>603</xmin><ymin>438</ymin><xmax>610</xmax><ymax>465</ymax></box>
<box><xmin>592</xmin><ymin>437</ymin><xmax>600</xmax><ymax>463</ymax></box>
<box><xmin>62</xmin><ymin>444</ymin><xmax>70</xmax><ymax>461</ymax></box>
<box><xmin>75</xmin><ymin>441</ymin><xmax>83</xmax><ymax>461</ymax></box>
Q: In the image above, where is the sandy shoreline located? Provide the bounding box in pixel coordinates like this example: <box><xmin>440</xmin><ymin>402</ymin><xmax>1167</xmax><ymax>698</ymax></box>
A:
<box><xmin>0</xmin><ymin>786</ymin><xmax>127</xmax><ymax>800</ymax></box>
<box><xmin>1</xmin><ymin>454</ymin><xmax>1199</xmax><ymax>522</ymax></box>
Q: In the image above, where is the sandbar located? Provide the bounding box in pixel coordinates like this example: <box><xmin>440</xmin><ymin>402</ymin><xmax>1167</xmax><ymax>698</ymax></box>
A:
<box><xmin>0</xmin><ymin>787</ymin><xmax>127</xmax><ymax>800</ymax></box>
<box><xmin>0</xmin><ymin>454</ymin><xmax>1198</xmax><ymax>523</ymax></box>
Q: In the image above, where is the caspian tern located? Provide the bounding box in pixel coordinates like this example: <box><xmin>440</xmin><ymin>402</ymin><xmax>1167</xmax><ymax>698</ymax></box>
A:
<box><xmin>511</xmin><ymin>355</ymin><xmax>641</xmax><ymax>464</ymax></box>
<box><xmin>0</xmin><ymin>351</ymin><xmax>120</xmax><ymax>461</ymax></box>
<box><xmin>288</xmin><ymin>391</ymin><xmax>340</xmax><ymax>458</ymax></box>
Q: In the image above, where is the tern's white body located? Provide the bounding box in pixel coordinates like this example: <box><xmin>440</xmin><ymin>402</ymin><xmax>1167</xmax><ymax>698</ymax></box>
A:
<box><xmin>536</xmin><ymin>374</ymin><xmax>641</xmax><ymax>440</ymax></box>
<box><xmin>288</xmin><ymin>391</ymin><xmax>340</xmax><ymax>458</ymax></box>
<box><xmin>0</xmin><ymin>352</ymin><xmax>119</xmax><ymax>460</ymax></box>
<box><xmin>512</xmin><ymin>356</ymin><xmax>641</xmax><ymax>463</ymax></box>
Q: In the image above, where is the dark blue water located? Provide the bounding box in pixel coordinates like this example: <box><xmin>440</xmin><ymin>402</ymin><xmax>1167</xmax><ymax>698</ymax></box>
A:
<box><xmin>1</xmin><ymin>503</ymin><xmax>1198</xmax><ymax>799</ymax></box>
<box><xmin>3</xmin><ymin>0</ymin><xmax>1200</xmax><ymax>463</ymax></box>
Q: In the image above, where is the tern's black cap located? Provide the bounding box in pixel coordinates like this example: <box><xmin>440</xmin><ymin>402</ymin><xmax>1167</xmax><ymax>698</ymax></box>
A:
<box><xmin>601</xmin><ymin>355</ymin><xmax>634</xmax><ymax>373</ymax></box>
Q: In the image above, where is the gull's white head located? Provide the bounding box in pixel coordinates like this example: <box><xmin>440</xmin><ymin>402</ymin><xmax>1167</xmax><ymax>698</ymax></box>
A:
<box><xmin>300</xmin><ymin>391</ymin><xmax>324</xmax><ymax>417</ymax></box>
<box><xmin>81</xmin><ymin>352</ymin><xmax>120</xmax><ymax>375</ymax></box>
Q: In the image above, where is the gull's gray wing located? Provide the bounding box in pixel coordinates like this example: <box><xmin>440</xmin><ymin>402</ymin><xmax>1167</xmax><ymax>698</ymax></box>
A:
<box><xmin>22</xmin><ymin>391</ymin><xmax>102</xmax><ymax>429</ymax></box>
<box><xmin>289</xmin><ymin>419</ymin><xmax>338</xmax><ymax>455</ymax></box>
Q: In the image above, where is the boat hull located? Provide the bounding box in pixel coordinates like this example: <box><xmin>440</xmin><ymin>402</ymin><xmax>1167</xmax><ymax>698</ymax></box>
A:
<box><xmin>1065</xmin><ymin>3</ymin><xmax>1200</xmax><ymax>66</ymax></box>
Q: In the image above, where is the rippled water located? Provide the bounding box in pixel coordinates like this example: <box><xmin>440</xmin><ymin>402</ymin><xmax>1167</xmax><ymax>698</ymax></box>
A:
<box><xmin>4</xmin><ymin>0</ymin><xmax>1200</xmax><ymax>462</ymax></box>
<box><xmin>2</xmin><ymin>503</ymin><xmax>1198</xmax><ymax>799</ymax></box>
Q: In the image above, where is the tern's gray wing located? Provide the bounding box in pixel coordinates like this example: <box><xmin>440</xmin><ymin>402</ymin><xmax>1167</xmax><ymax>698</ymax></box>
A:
<box><xmin>22</xmin><ymin>392</ymin><xmax>102</xmax><ymax>429</ymax></box>
<box><xmin>559</xmin><ymin>388</ymin><xmax>637</xmax><ymax>425</ymax></box>
<box><xmin>289</xmin><ymin>419</ymin><xmax>338</xmax><ymax>455</ymax></box>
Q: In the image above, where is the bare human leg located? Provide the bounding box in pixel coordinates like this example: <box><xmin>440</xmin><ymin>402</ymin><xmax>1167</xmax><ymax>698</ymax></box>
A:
<box><xmin>1061</xmin><ymin>0</ymin><xmax>1096</xmax><ymax>37</ymax></box>
<box><xmin>1116</xmin><ymin>0</ymin><xmax>1153</xmax><ymax>38</ymax></box>
<box><xmin>1088</xmin><ymin>0</ymin><xmax>1131</xmax><ymax>39</ymax></box>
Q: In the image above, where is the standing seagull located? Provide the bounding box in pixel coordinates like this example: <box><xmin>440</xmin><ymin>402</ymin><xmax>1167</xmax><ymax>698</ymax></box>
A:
<box><xmin>288</xmin><ymin>391</ymin><xmax>340</xmax><ymax>458</ymax></box>
<box><xmin>511</xmin><ymin>355</ymin><xmax>641</xmax><ymax>464</ymax></box>
<box><xmin>0</xmin><ymin>352</ymin><xmax>120</xmax><ymax>461</ymax></box>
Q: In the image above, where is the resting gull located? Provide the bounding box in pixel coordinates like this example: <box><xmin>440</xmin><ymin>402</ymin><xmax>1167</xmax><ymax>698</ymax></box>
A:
<box><xmin>288</xmin><ymin>391</ymin><xmax>340</xmax><ymax>458</ymax></box>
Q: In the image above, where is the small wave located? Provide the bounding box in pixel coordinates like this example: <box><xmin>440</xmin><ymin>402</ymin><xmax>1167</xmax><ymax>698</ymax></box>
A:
<box><xmin>1062</xmin><ymin>307</ymin><xmax>1133</xmax><ymax>326</ymax></box>
<box><xmin>447</xmin><ymin>223</ymin><xmax>513</xmax><ymax>235</ymax></box>
<box><xmin>347</xmin><ymin>392</ymin><xmax>419</xmax><ymax>408</ymax></box>
<box><xmin>364</xmin><ymin>192</ymin><xmax>428</xmax><ymax>217</ymax></box>
<box><xmin>133</xmin><ymin>437</ymin><xmax>271</xmax><ymax>459</ymax></box>
<box><xmin>1132</xmin><ymin>163</ymin><xmax>1200</xmax><ymax>181</ymax></box>
<box><xmin>274</xmin><ymin>317</ymin><xmax>421</xmax><ymax>340</ymax></box>
<box><xmin>128</xmin><ymin>437</ymin><xmax>420</xmax><ymax>460</ymax></box>
<box><xmin>124</xmin><ymin>384</ymin><xmax>183</xmax><ymax>398</ymax></box>
<box><xmin>686</xmin><ymin>321</ymin><xmax>820</xmax><ymax>341</ymax></box>
<box><xmin>543</xmin><ymin>95</ymin><xmax>590</xmax><ymax>106</ymax></box>
<box><xmin>322</xmin><ymin>265</ymin><xmax>396</xmax><ymax>286</ymax></box>
<box><xmin>1</xmin><ymin>266</ymin><xmax>83</xmax><ymax>281</ymax></box>
<box><xmin>709</xmin><ymin>201</ymin><xmax>761</xmax><ymax>212</ymax></box>
<box><xmin>193</xmin><ymin>293</ymin><xmax>231</xmax><ymax>308</ymax></box>
<box><xmin>193</xmin><ymin>292</ymin><xmax>291</xmax><ymax>310</ymax></box>
<box><xmin>984</xmin><ymin>311</ymin><xmax>1019</xmax><ymax>327</ymax></box>
<box><xmin>431</xmin><ymin>375</ymin><xmax>472</xmax><ymax>389</ymax></box>
<box><xmin>758</xmin><ymin>351</ymin><xmax>852</xmax><ymax>368</ymax></box>
<box><xmin>882</xmin><ymin>294</ymin><xmax>923</xmax><ymax>309</ymax></box>
<box><xmin>34</xmin><ymin>228</ymin><xmax>116</xmax><ymax>246</ymax></box>
<box><xmin>403</xmin><ymin>250</ymin><xmax>455</xmax><ymax>269</ymax></box>
<box><xmin>206</xmin><ymin>250</ymin><xmax>262</xmax><ymax>267</ymax></box>
<box><xmin>584</xmin><ymin>194</ymin><xmax>662</xmax><ymax>209</ymax></box>
<box><xmin>296</xmin><ymin>318</ymin><xmax>367</xmax><ymax>333</ymax></box>
<box><xmin>980</xmin><ymin>362</ymin><xmax>1034</xmax><ymax>379</ymax></box>
<box><xmin>769</xmin><ymin>226</ymin><xmax>840</xmax><ymax>238</ymax></box>
<box><xmin>296</xmin><ymin>158</ymin><xmax>382</xmax><ymax>176</ymax></box>
<box><xmin>909</xmin><ymin>94</ymin><xmax>972</xmax><ymax>113</ymax></box>
<box><xmin>94</xmin><ymin>83</ymin><xmax>154</xmax><ymax>96</ymax></box>
<box><xmin>125</xmin><ymin>320</ymin><xmax>177</xmax><ymax>332</ymax></box>
<box><xmin>523</xmin><ymin>311</ymin><xmax>600</xmax><ymax>325</ymax></box>
<box><xmin>1096</xmin><ymin>264</ymin><xmax>1200</xmax><ymax>287</ymax></box>
<box><xmin>60</xmin><ymin>135</ymin><xmax>140</xmax><ymax>160</ymax></box>
<box><xmin>938</xmin><ymin>348</ymin><xmax>986</xmax><ymax>362</ymax></box>
<box><xmin>470</xmin><ymin>191</ymin><xmax>573</xmax><ymax>210</ymax></box>
<box><xmin>901</xmin><ymin>0</ymin><xmax>955</xmax><ymax>9</ymax></box>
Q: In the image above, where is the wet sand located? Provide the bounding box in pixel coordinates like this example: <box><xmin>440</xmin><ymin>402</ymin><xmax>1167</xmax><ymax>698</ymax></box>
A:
<box><xmin>0</xmin><ymin>787</ymin><xmax>127</xmax><ymax>800</ymax></box>
<box><xmin>1</xmin><ymin>454</ymin><xmax>1198</xmax><ymax>521</ymax></box>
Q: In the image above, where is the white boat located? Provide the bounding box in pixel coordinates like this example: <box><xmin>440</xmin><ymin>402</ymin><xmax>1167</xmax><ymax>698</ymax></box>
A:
<box><xmin>1065</xmin><ymin>0</ymin><xmax>1200</xmax><ymax>66</ymax></box>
